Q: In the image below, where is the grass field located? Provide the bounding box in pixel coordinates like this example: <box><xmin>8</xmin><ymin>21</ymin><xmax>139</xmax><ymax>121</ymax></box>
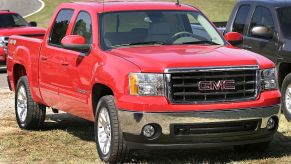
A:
<box><xmin>27</xmin><ymin>0</ymin><xmax>237</xmax><ymax>28</ymax></box>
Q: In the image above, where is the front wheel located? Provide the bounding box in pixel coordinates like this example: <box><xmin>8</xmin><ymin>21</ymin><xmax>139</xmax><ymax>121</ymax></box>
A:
<box><xmin>281</xmin><ymin>73</ymin><xmax>291</xmax><ymax>121</ymax></box>
<box><xmin>94</xmin><ymin>95</ymin><xmax>130</xmax><ymax>163</ymax></box>
<box><xmin>15</xmin><ymin>76</ymin><xmax>46</xmax><ymax>130</ymax></box>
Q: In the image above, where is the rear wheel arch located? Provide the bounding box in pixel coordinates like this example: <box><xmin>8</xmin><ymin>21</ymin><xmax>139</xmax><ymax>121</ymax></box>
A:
<box><xmin>92</xmin><ymin>83</ymin><xmax>114</xmax><ymax>117</ymax></box>
<box><xmin>13</xmin><ymin>64</ymin><xmax>27</xmax><ymax>89</ymax></box>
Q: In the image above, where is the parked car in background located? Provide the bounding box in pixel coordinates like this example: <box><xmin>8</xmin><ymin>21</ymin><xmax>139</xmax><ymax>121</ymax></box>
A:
<box><xmin>224</xmin><ymin>0</ymin><xmax>291</xmax><ymax>120</ymax></box>
<box><xmin>0</xmin><ymin>10</ymin><xmax>45</xmax><ymax>66</ymax></box>
<box><xmin>7</xmin><ymin>1</ymin><xmax>281</xmax><ymax>163</ymax></box>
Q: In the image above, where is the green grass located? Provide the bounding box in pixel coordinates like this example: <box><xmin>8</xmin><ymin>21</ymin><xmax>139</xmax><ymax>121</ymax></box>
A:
<box><xmin>27</xmin><ymin>0</ymin><xmax>75</xmax><ymax>28</ymax></box>
<box><xmin>169</xmin><ymin>0</ymin><xmax>237</xmax><ymax>21</ymax></box>
<box><xmin>27</xmin><ymin>0</ymin><xmax>237</xmax><ymax>28</ymax></box>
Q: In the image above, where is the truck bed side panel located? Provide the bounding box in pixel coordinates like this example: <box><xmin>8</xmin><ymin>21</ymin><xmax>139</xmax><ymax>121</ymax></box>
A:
<box><xmin>7</xmin><ymin>35</ymin><xmax>44</xmax><ymax>103</ymax></box>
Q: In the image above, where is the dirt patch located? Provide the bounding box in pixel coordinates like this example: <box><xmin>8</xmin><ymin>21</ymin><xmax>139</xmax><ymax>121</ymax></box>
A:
<box><xmin>1</xmin><ymin>89</ymin><xmax>291</xmax><ymax>163</ymax></box>
<box><xmin>0</xmin><ymin>89</ymin><xmax>14</xmax><ymax>119</ymax></box>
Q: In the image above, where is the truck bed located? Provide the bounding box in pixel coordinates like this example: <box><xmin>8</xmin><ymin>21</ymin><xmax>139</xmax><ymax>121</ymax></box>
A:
<box><xmin>7</xmin><ymin>35</ymin><xmax>43</xmax><ymax>92</ymax></box>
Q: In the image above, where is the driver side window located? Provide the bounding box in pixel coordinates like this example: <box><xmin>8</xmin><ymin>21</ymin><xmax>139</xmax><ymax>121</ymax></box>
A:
<box><xmin>72</xmin><ymin>11</ymin><xmax>92</xmax><ymax>44</ymax></box>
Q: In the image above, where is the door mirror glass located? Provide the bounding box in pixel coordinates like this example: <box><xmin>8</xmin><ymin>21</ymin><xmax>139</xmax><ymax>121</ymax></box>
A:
<box><xmin>61</xmin><ymin>35</ymin><xmax>91</xmax><ymax>54</ymax></box>
<box><xmin>224</xmin><ymin>32</ymin><xmax>243</xmax><ymax>46</ymax></box>
<box><xmin>29</xmin><ymin>21</ymin><xmax>37</xmax><ymax>27</ymax></box>
<box><xmin>250</xmin><ymin>26</ymin><xmax>273</xmax><ymax>39</ymax></box>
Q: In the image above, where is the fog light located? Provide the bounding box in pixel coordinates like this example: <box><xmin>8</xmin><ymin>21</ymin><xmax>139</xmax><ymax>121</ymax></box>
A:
<box><xmin>267</xmin><ymin>117</ymin><xmax>276</xmax><ymax>130</ymax></box>
<box><xmin>142</xmin><ymin>124</ymin><xmax>155</xmax><ymax>138</ymax></box>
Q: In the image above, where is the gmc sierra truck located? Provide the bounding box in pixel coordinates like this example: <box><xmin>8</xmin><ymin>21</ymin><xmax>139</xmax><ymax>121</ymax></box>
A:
<box><xmin>7</xmin><ymin>1</ymin><xmax>281</xmax><ymax>163</ymax></box>
<box><xmin>0</xmin><ymin>10</ymin><xmax>45</xmax><ymax>66</ymax></box>
<box><xmin>224</xmin><ymin>0</ymin><xmax>291</xmax><ymax>121</ymax></box>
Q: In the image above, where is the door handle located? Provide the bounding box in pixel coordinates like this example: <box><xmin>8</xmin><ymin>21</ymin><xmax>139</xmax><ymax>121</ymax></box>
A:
<box><xmin>61</xmin><ymin>61</ymin><xmax>69</xmax><ymax>66</ymax></box>
<box><xmin>243</xmin><ymin>45</ymin><xmax>252</xmax><ymax>50</ymax></box>
<box><xmin>40</xmin><ymin>56</ymin><xmax>48</xmax><ymax>61</ymax></box>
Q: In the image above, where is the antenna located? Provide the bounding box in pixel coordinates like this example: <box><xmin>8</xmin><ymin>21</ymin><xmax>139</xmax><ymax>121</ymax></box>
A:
<box><xmin>176</xmin><ymin>0</ymin><xmax>180</xmax><ymax>5</ymax></box>
<box><xmin>102</xmin><ymin>0</ymin><xmax>104</xmax><ymax>13</ymax></box>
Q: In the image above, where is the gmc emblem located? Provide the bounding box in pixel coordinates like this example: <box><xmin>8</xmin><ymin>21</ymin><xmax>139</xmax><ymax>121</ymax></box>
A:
<box><xmin>198</xmin><ymin>80</ymin><xmax>236</xmax><ymax>91</ymax></box>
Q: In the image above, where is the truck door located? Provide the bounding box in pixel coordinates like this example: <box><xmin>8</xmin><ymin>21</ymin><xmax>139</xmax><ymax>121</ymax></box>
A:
<box><xmin>39</xmin><ymin>9</ymin><xmax>74</xmax><ymax>109</ymax></box>
<box><xmin>243</xmin><ymin>6</ymin><xmax>278</xmax><ymax>62</ymax></box>
<box><xmin>57</xmin><ymin>11</ymin><xmax>95</xmax><ymax>120</ymax></box>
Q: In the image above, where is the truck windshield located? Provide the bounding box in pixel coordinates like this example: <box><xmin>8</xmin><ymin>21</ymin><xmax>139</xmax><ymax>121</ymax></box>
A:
<box><xmin>0</xmin><ymin>13</ymin><xmax>28</xmax><ymax>28</ymax></box>
<box><xmin>277</xmin><ymin>7</ymin><xmax>291</xmax><ymax>38</ymax></box>
<box><xmin>100</xmin><ymin>11</ymin><xmax>225</xmax><ymax>50</ymax></box>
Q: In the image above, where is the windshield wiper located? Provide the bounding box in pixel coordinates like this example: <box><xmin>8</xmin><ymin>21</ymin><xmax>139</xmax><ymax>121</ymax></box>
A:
<box><xmin>110</xmin><ymin>41</ymin><xmax>167</xmax><ymax>48</ymax></box>
<box><xmin>176</xmin><ymin>40</ymin><xmax>221</xmax><ymax>45</ymax></box>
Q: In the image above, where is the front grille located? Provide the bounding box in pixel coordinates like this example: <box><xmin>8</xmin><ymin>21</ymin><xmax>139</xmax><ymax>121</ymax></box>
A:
<box><xmin>173</xmin><ymin>120</ymin><xmax>259</xmax><ymax>136</ymax></box>
<box><xmin>1</xmin><ymin>36</ymin><xmax>9</xmax><ymax>53</ymax></box>
<box><xmin>166</xmin><ymin>66</ymin><xmax>259</xmax><ymax>104</ymax></box>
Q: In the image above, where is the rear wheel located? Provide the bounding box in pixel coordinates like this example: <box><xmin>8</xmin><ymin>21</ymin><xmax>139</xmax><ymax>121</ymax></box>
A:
<box><xmin>233</xmin><ymin>142</ymin><xmax>270</xmax><ymax>153</ymax></box>
<box><xmin>281</xmin><ymin>73</ymin><xmax>291</xmax><ymax>121</ymax></box>
<box><xmin>15</xmin><ymin>76</ymin><xmax>46</xmax><ymax>130</ymax></box>
<box><xmin>95</xmin><ymin>95</ymin><xmax>130</xmax><ymax>163</ymax></box>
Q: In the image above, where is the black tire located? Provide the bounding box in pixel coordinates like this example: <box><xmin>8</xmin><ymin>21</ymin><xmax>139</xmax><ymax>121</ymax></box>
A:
<box><xmin>15</xmin><ymin>76</ymin><xmax>46</xmax><ymax>130</ymax></box>
<box><xmin>94</xmin><ymin>95</ymin><xmax>130</xmax><ymax>163</ymax></box>
<box><xmin>281</xmin><ymin>73</ymin><xmax>291</xmax><ymax>121</ymax></box>
<box><xmin>233</xmin><ymin>142</ymin><xmax>270</xmax><ymax>153</ymax></box>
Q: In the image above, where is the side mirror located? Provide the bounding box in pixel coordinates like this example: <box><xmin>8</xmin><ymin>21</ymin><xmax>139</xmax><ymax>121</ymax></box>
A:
<box><xmin>61</xmin><ymin>35</ymin><xmax>91</xmax><ymax>54</ymax></box>
<box><xmin>29</xmin><ymin>21</ymin><xmax>37</xmax><ymax>27</ymax></box>
<box><xmin>224</xmin><ymin>32</ymin><xmax>243</xmax><ymax>46</ymax></box>
<box><xmin>250</xmin><ymin>26</ymin><xmax>273</xmax><ymax>39</ymax></box>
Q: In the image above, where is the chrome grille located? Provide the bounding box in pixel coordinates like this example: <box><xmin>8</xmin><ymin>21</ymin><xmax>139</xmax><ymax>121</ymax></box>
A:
<box><xmin>1</xmin><ymin>36</ymin><xmax>9</xmax><ymax>53</ymax></box>
<box><xmin>165</xmin><ymin>66</ymin><xmax>260</xmax><ymax>104</ymax></box>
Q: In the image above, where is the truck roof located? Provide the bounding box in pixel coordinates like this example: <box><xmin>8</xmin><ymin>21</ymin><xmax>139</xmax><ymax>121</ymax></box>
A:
<box><xmin>239</xmin><ymin>0</ymin><xmax>291</xmax><ymax>7</ymax></box>
<box><xmin>68</xmin><ymin>1</ymin><xmax>197</xmax><ymax>13</ymax></box>
<box><xmin>0</xmin><ymin>10</ymin><xmax>17</xmax><ymax>15</ymax></box>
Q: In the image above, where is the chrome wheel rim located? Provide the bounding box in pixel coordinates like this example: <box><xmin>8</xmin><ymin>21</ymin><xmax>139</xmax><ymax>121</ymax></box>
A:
<box><xmin>97</xmin><ymin>107</ymin><xmax>111</xmax><ymax>155</ymax></box>
<box><xmin>285</xmin><ymin>84</ymin><xmax>291</xmax><ymax>113</ymax></box>
<box><xmin>17</xmin><ymin>85</ymin><xmax>28</xmax><ymax>122</ymax></box>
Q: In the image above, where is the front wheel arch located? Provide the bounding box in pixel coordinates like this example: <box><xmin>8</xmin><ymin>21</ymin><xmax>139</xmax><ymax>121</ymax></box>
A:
<box><xmin>91</xmin><ymin>83</ymin><xmax>114</xmax><ymax>118</ymax></box>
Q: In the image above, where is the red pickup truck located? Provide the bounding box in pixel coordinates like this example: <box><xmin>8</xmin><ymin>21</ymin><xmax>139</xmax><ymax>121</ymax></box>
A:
<box><xmin>0</xmin><ymin>10</ymin><xmax>45</xmax><ymax>63</ymax></box>
<box><xmin>7</xmin><ymin>1</ymin><xmax>281</xmax><ymax>163</ymax></box>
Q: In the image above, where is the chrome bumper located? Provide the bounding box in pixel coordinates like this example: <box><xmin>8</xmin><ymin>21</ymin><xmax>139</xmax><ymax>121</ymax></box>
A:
<box><xmin>118</xmin><ymin>105</ymin><xmax>280</xmax><ymax>135</ymax></box>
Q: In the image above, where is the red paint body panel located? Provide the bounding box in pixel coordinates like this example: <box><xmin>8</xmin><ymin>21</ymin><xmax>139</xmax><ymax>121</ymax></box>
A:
<box><xmin>109</xmin><ymin>45</ymin><xmax>275</xmax><ymax>72</ymax></box>
<box><xmin>0</xmin><ymin>26</ymin><xmax>46</xmax><ymax>36</ymax></box>
<box><xmin>117</xmin><ymin>90</ymin><xmax>280</xmax><ymax>112</ymax></box>
<box><xmin>6</xmin><ymin>2</ymin><xmax>280</xmax><ymax>122</ymax></box>
<box><xmin>74</xmin><ymin>2</ymin><xmax>197</xmax><ymax>12</ymax></box>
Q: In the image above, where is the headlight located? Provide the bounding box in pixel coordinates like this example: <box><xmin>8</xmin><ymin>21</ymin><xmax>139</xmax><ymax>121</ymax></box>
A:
<box><xmin>261</xmin><ymin>68</ymin><xmax>277</xmax><ymax>90</ymax></box>
<box><xmin>129</xmin><ymin>73</ymin><xmax>165</xmax><ymax>96</ymax></box>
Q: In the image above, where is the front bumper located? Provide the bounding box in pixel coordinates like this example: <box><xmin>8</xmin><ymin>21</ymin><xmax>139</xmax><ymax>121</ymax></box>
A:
<box><xmin>0</xmin><ymin>47</ymin><xmax>5</xmax><ymax>62</ymax></box>
<box><xmin>118</xmin><ymin>105</ymin><xmax>280</xmax><ymax>149</ymax></box>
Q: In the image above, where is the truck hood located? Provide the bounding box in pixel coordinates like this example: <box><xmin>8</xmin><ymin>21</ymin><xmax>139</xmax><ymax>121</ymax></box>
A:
<box><xmin>109</xmin><ymin>45</ymin><xmax>274</xmax><ymax>72</ymax></box>
<box><xmin>0</xmin><ymin>26</ymin><xmax>46</xmax><ymax>36</ymax></box>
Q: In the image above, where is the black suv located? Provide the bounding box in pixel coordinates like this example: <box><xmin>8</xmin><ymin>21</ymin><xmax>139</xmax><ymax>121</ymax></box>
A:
<box><xmin>225</xmin><ymin>0</ymin><xmax>291</xmax><ymax>120</ymax></box>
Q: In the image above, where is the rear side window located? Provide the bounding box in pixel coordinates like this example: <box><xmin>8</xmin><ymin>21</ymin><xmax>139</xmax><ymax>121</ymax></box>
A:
<box><xmin>250</xmin><ymin>6</ymin><xmax>274</xmax><ymax>32</ymax></box>
<box><xmin>233</xmin><ymin>5</ymin><xmax>251</xmax><ymax>33</ymax></box>
<box><xmin>277</xmin><ymin>7</ymin><xmax>291</xmax><ymax>38</ymax></box>
<box><xmin>49</xmin><ymin>9</ymin><xmax>74</xmax><ymax>46</ymax></box>
<box><xmin>72</xmin><ymin>11</ymin><xmax>92</xmax><ymax>44</ymax></box>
